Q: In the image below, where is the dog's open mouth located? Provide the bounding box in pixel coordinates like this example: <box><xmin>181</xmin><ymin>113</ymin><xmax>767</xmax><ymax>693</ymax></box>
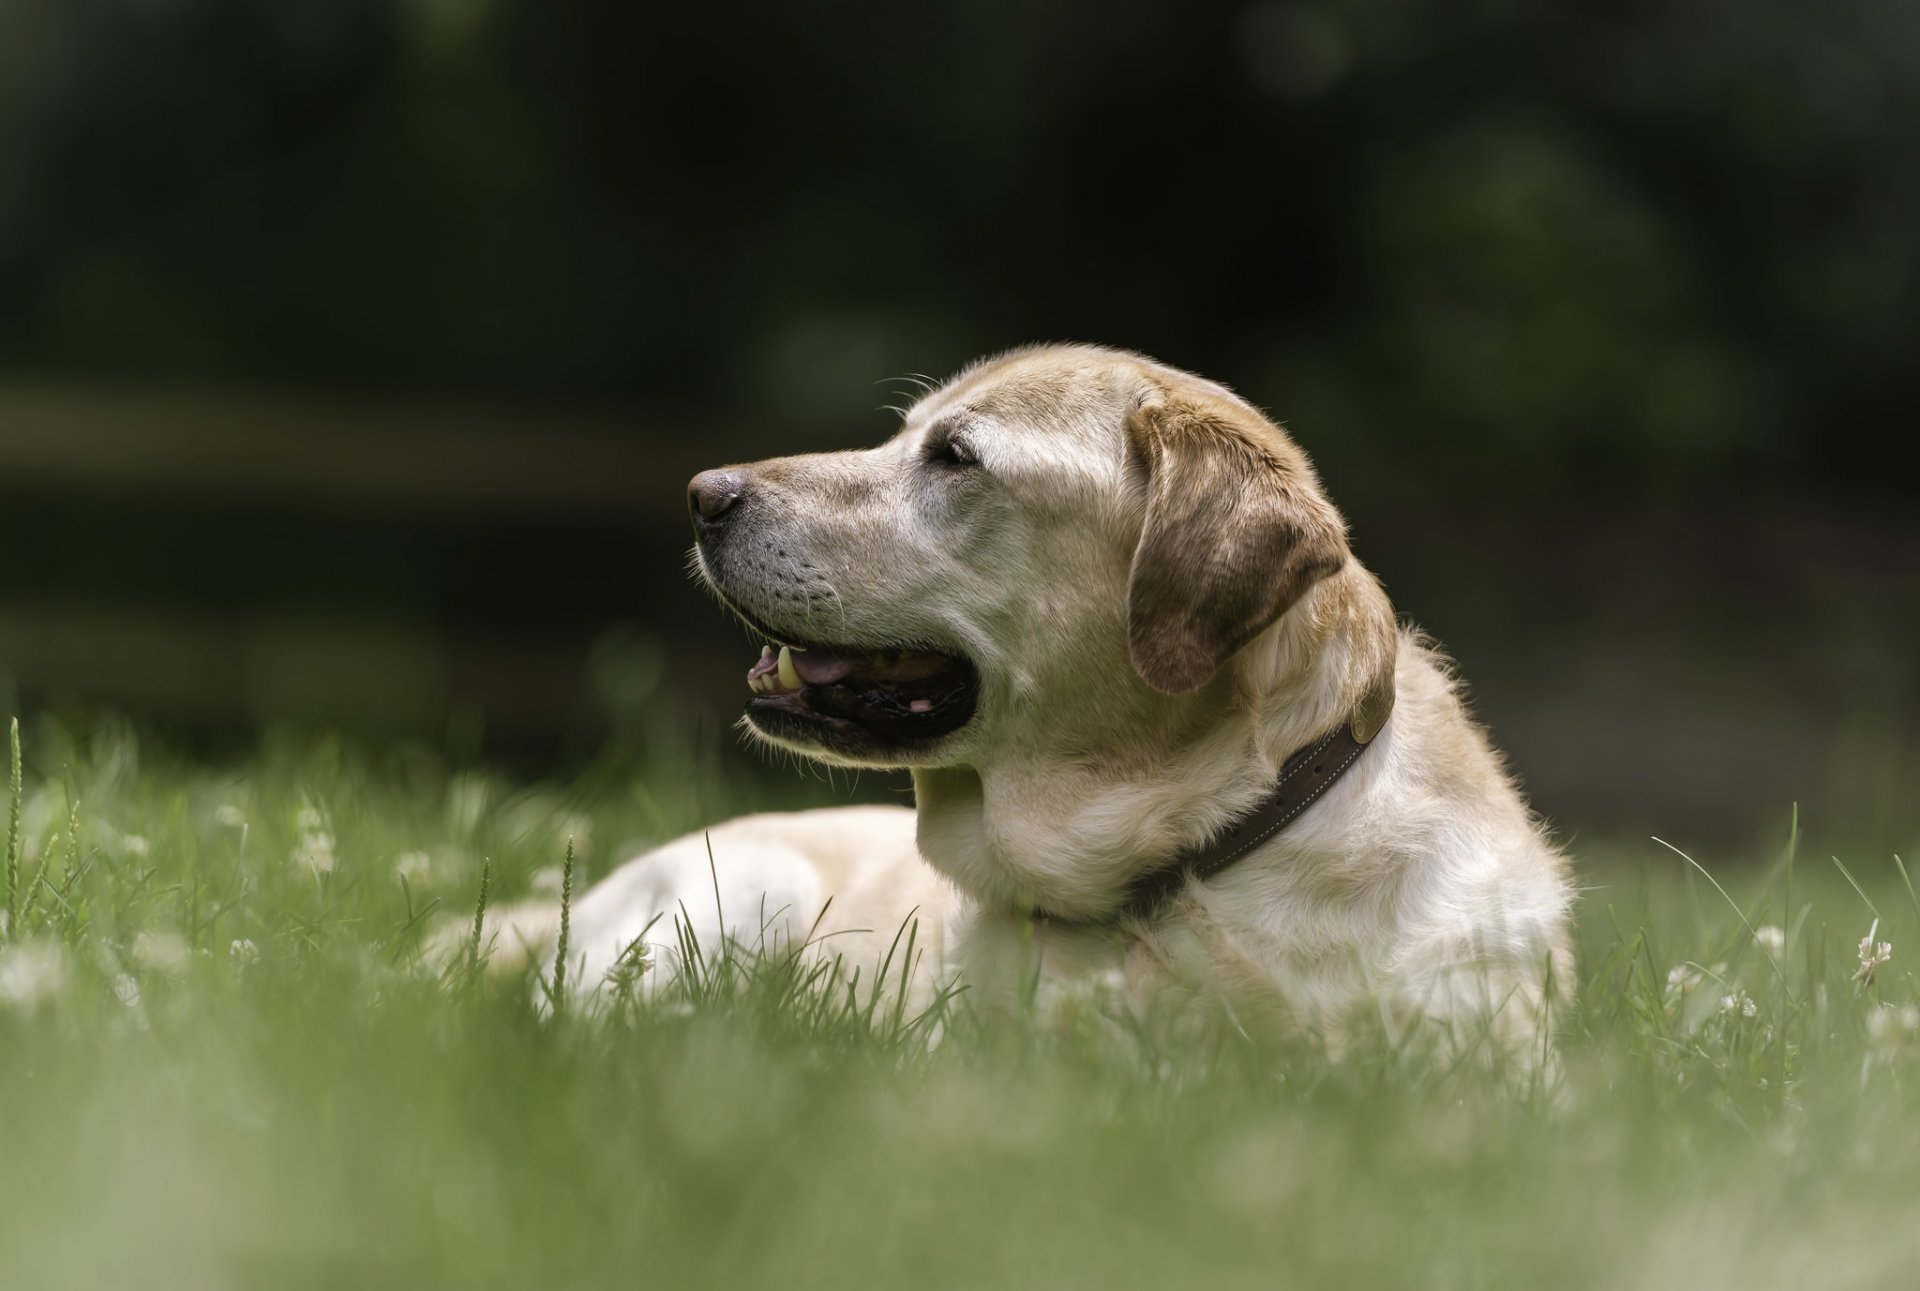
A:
<box><xmin>742</xmin><ymin>643</ymin><xmax>978</xmax><ymax>747</ymax></box>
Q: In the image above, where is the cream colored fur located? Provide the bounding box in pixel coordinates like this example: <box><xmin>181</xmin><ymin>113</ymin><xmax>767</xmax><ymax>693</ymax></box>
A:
<box><xmin>531</xmin><ymin>345</ymin><xmax>1573</xmax><ymax>1055</ymax></box>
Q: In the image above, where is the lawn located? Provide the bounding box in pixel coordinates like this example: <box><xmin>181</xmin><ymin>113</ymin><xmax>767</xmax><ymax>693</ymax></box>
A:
<box><xmin>0</xmin><ymin>715</ymin><xmax>1916</xmax><ymax>1290</ymax></box>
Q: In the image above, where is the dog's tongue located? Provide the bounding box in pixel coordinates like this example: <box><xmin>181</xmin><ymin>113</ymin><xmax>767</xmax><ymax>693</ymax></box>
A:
<box><xmin>745</xmin><ymin>645</ymin><xmax>958</xmax><ymax>693</ymax></box>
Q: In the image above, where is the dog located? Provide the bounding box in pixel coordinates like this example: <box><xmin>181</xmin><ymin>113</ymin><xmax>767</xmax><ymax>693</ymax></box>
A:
<box><xmin>541</xmin><ymin>344</ymin><xmax>1573</xmax><ymax>1055</ymax></box>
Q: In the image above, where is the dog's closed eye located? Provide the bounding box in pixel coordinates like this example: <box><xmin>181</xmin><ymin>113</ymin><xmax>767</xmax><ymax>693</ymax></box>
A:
<box><xmin>924</xmin><ymin>429</ymin><xmax>980</xmax><ymax>470</ymax></box>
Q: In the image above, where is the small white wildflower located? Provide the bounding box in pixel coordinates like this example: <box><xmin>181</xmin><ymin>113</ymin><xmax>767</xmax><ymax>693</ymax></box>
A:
<box><xmin>1719</xmin><ymin>991</ymin><xmax>1757</xmax><ymax>1018</ymax></box>
<box><xmin>530</xmin><ymin>865</ymin><xmax>566</xmax><ymax>897</ymax></box>
<box><xmin>395</xmin><ymin>851</ymin><xmax>433</xmax><ymax>885</ymax></box>
<box><xmin>132</xmin><ymin>930</ymin><xmax>192</xmax><ymax>975</ymax></box>
<box><xmin>1855</xmin><ymin>919</ymin><xmax>1893</xmax><ymax>986</ymax></box>
<box><xmin>119</xmin><ymin>834</ymin><xmax>151</xmax><ymax>859</ymax></box>
<box><xmin>1666</xmin><ymin>964</ymin><xmax>1703</xmax><ymax>996</ymax></box>
<box><xmin>1754</xmin><ymin>925</ymin><xmax>1786</xmax><ymax>958</ymax></box>
<box><xmin>213</xmin><ymin>804</ymin><xmax>247</xmax><ymax>829</ymax></box>
<box><xmin>229</xmin><ymin>938</ymin><xmax>260</xmax><ymax>963</ymax></box>
<box><xmin>0</xmin><ymin>941</ymin><xmax>71</xmax><ymax>1016</ymax></box>
<box><xmin>295</xmin><ymin>806</ymin><xmax>325</xmax><ymax>832</ymax></box>
<box><xmin>1867</xmin><ymin>1002</ymin><xmax>1919</xmax><ymax>1045</ymax></box>
<box><xmin>292</xmin><ymin>830</ymin><xmax>336</xmax><ymax>875</ymax></box>
<box><xmin>112</xmin><ymin>973</ymin><xmax>142</xmax><ymax>1009</ymax></box>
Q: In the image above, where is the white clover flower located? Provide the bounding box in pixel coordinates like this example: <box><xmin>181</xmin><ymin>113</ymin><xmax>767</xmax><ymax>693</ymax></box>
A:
<box><xmin>1855</xmin><ymin>919</ymin><xmax>1893</xmax><ymax>986</ymax></box>
<box><xmin>113</xmin><ymin>973</ymin><xmax>142</xmax><ymax>1009</ymax></box>
<box><xmin>1753</xmin><ymin>925</ymin><xmax>1786</xmax><ymax>958</ymax></box>
<box><xmin>395</xmin><ymin>851</ymin><xmax>433</xmax><ymax>885</ymax></box>
<box><xmin>292</xmin><ymin>830</ymin><xmax>336</xmax><ymax>875</ymax></box>
<box><xmin>229</xmin><ymin>938</ymin><xmax>260</xmax><ymax>963</ymax></box>
<box><xmin>0</xmin><ymin>941</ymin><xmax>71</xmax><ymax>1016</ymax></box>
<box><xmin>213</xmin><ymin>804</ymin><xmax>247</xmax><ymax>829</ymax></box>
<box><xmin>308</xmin><ymin>832</ymin><xmax>337</xmax><ymax>872</ymax></box>
<box><xmin>295</xmin><ymin>806</ymin><xmax>325</xmax><ymax>832</ymax></box>
<box><xmin>132</xmin><ymin>930</ymin><xmax>192</xmax><ymax>975</ymax></box>
<box><xmin>1666</xmin><ymin>964</ymin><xmax>1703</xmax><ymax>996</ymax></box>
<box><xmin>1719</xmin><ymin>991</ymin><xmax>1757</xmax><ymax>1018</ymax></box>
<box><xmin>1867</xmin><ymin>1002</ymin><xmax>1920</xmax><ymax>1051</ymax></box>
<box><xmin>119</xmin><ymin>834</ymin><xmax>151</xmax><ymax>859</ymax></box>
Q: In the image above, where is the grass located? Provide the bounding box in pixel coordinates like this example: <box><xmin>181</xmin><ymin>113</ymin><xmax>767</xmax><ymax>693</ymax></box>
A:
<box><xmin>0</xmin><ymin>715</ymin><xmax>1917</xmax><ymax>1290</ymax></box>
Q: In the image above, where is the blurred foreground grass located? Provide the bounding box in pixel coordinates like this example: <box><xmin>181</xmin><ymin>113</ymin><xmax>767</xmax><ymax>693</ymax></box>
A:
<box><xmin>1</xmin><ymin>715</ymin><xmax>1917</xmax><ymax>1290</ymax></box>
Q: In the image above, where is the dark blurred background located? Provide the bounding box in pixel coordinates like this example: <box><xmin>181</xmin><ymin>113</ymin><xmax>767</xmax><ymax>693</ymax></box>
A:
<box><xmin>1</xmin><ymin>0</ymin><xmax>1915</xmax><ymax>848</ymax></box>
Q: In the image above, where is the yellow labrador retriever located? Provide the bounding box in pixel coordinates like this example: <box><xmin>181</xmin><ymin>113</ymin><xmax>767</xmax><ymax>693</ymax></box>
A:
<box><xmin>553</xmin><ymin>344</ymin><xmax>1573</xmax><ymax>1052</ymax></box>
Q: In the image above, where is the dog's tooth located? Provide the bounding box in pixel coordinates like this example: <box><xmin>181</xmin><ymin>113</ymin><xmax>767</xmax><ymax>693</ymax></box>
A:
<box><xmin>777</xmin><ymin>645</ymin><xmax>802</xmax><ymax>690</ymax></box>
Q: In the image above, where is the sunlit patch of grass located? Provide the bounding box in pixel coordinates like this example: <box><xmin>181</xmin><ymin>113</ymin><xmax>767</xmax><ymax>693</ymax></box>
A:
<box><xmin>0</xmin><ymin>714</ymin><xmax>1915</xmax><ymax>1289</ymax></box>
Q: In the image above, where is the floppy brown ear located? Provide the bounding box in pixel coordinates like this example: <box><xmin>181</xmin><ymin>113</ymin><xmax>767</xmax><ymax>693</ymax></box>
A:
<box><xmin>1126</xmin><ymin>393</ymin><xmax>1350</xmax><ymax>694</ymax></box>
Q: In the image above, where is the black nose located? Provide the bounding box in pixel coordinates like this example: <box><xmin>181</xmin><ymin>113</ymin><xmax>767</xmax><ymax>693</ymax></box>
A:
<box><xmin>689</xmin><ymin>469</ymin><xmax>743</xmax><ymax>530</ymax></box>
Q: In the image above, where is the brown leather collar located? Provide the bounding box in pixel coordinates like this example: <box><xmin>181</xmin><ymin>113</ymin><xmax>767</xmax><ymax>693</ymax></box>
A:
<box><xmin>1114</xmin><ymin>674</ymin><xmax>1396</xmax><ymax>920</ymax></box>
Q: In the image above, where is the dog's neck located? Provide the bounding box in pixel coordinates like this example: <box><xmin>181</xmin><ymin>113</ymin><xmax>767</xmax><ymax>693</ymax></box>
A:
<box><xmin>913</xmin><ymin>565</ymin><xmax>1399</xmax><ymax>920</ymax></box>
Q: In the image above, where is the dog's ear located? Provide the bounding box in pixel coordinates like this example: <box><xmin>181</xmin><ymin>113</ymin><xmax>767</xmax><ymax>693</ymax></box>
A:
<box><xmin>1126</xmin><ymin>393</ymin><xmax>1350</xmax><ymax>694</ymax></box>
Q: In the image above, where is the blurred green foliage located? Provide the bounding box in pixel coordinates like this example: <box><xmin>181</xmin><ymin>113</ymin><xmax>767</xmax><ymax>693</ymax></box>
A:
<box><xmin>2</xmin><ymin>0</ymin><xmax>1914</xmax><ymax>488</ymax></box>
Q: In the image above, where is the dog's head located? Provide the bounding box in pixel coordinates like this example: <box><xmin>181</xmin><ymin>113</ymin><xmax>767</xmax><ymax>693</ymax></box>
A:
<box><xmin>687</xmin><ymin>344</ymin><xmax>1352</xmax><ymax>768</ymax></box>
